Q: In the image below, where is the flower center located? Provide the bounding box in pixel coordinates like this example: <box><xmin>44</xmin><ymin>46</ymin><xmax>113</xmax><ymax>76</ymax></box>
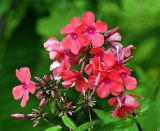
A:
<box><xmin>106</xmin><ymin>78</ymin><xmax>111</xmax><ymax>84</ymax></box>
<box><xmin>22</xmin><ymin>83</ymin><xmax>28</xmax><ymax>90</ymax></box>
<box><xmin>71</xmin><ymin>32</ymin><xmax>78</xmax><ymax>40</ymax></box>
<box><xmin>87</xmin><ymin>26</ymin><xmax>96</xmax><ymax>34</ymax></box>
<box><xmin>120</xmin><ymin>72</ymin><xmax>126</xmax><ymax>78</ymax></box>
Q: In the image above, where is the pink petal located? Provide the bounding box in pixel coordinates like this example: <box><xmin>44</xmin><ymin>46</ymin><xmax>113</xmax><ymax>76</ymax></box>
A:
<box><xmin>124</xmin><ymin>76</ymin><xmax>137</xmax><ymax>90</ymax></box>
<box><xmin>108</xmin><ymin>97</ymin><xmax>118</xmax><ymax>106</ymax></box>
<box><xmin>12</xmin><ymin>85</ymin><xmax>23</xmax><ymax>100</ymax></box>
<box><xmin>108</xmin><ymin>33</ymin><xmax>121</xmax><ymax>42</ymax></box>
<box><xmin>79</xmin><ymin>34</ymin><xmax>90</xmax><ymax>47</ymax></box>
<box><xmin>44</xmin><ymin>37</ymin><xmax>58</xmax><ymax>51</ymax></box>
<box><xmin>97</xmin><ymin>82</ymin><xmax>110</xmax><ymax>98</ymax></box>
<box><xmin>71</xmin><ymin>40</ymin><xmax>81</xmax><ymax>55</ymax></box>
<box><xmin>71</xmin><ymin>17</ymin><xmax>81</xmax><ymax>28</ymax></box>
<box><xmin>16</xmin><ymin>67</ymin><xmax>31</xmax><ymax>83</ymax></box>
<box><xmin>61</xmin><ymin>24</ymin><xmax>74</xmax><ymax>34</ymax></box>
<box><xmin>20</xmin><ymin>92</ymin><xmax>29</xmax><ymax>107</ymax></box>
<box><xmin>102</xmin><ymin>52</ymin><xmax>116</xmax><ymax>67</ymax></box>
<box><xmin>124</xmin><ymin>45</ymin><xmax>136</xmax><ymax>57</ymax></box>
<box><xmin>62</xmin><ymin>81</ymin><xmax>73</xmax><ymax>88</ymax></box>
<box><xmin>62</xmin><ymin>37</ymin><xmax>72</xmax><ymax>49</ymax></box>
<box><xmin>82</xmin><ymin>11</ymin><xmax>95</xmax><ymax>26</ymax></box>
<box><xmin>91</xmin><ymin>33</ymin><xmax>104</xmax><ymax>47</ymax></box>
<box><xmin>96</xmin><ymin>20</ymin><xmax>107</xmax><ymax>33</ymax></box>
<box><xmin>124</xmin><ymin>95</ymin><xmax>139</xmax><ymax>108</ymax></box>
<box><xmin>75</xmin><ymin>78</ymin><xmax>88</xmax><ymax>92</ymax></box>
<box><xmin>27</xmin><ymin>81</ymin><xmax>36</xmax><ymax>94</ymax></box>
<box><xmin>84</xmin><ymin>64</ymin><xmax>93</xmax><ymax>75</ymax></box>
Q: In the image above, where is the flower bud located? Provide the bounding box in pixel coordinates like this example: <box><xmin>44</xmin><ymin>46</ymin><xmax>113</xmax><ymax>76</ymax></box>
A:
<box><xmin>39</xmin><ymin>98</ymin><xmax>46</xmax><ymax>107</ymax></box>
<box><xmin>54</xmin><ymin>85</ymin><xmax>58</xmax><ymax>89</ymax></box>
<box><xmin>11</xmin><ymin>114</ymin><xmax>25</xmax><ymax>118</ymax></box>
<box><xmin>51</xmin><ymin>90</ymin><xmax>55</xmax><ymax>98</ymax></box>
<box><xmin>37</xmin><ymin>91</ymin><xmax>43</xmax><ymax>99</ymax></box>
<box><xmin>43</xmin><ymin>75</ymin><xmax>50</xmax><ymax>81</ymax></box>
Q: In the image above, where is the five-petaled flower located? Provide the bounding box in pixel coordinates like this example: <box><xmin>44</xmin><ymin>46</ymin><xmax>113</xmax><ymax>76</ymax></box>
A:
<box><xmin>12</xmin><ymin>67</ymin><xmax>36</xmax><ymax>107</ymax></box>
<box><xmin>82</xmin><ymin>11</ymin><xmax>107</xmax><ymax>47</ymax></box>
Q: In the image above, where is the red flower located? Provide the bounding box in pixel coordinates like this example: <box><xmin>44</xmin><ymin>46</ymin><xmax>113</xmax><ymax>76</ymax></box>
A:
<box><xmin>12</xmin><ymin>67</ymin><xmax>36</xmax><ymax>107</ymax></box>
<box><xmin>61</xmin><ymin>17</ymin><xmax>89</xmax><ymax>55</ymax></box>
<box><xmin>61</xmin><ymin>70</ymin><xmax>88</xmax><ymax>93</ymax></box>
<box><xmin>82</xmin><ymin>11</ymin><xmax>107</xmax><ymax>47</ymax></box>
<box><xmin>117</xmin><ymin>65</ymin><xmax>137</xmax><ymax>90</ymax></box>
<box><xmin>108</xmin><ymin>94</ymin><xmax>140</xmax><ymax>118</ymax></box>
<box><xmin>96</xmin><ymin>71</ymin><xmax>123</xmax><ymax>98</ymax></box>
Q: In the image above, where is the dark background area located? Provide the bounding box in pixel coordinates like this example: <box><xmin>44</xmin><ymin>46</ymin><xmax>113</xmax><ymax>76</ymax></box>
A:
<box><xmin>0</xmin><ymin>0</ymin><xmax>160</xmax><ymax>130</ymax></box>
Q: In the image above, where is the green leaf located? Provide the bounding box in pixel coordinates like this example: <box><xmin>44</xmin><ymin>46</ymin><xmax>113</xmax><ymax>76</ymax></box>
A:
<box><xmin>44</xmin><ymin>125</ymin><xmax>62</xmax><ymax>131</ymax></box>
<box><xmin>77</xmin><ymin>120</ymin><xmax>98</xmax><ymax>131</ymax></box>
<box><xmin>93</xmin><ymin>109</ymin><xmax>135</xmax><ymax>129</ymax></box>
<box><xmin>93</xmin><ymin>109</ymin><xmax>114</xmax><ymax>125</ymax></box>
<box><xmin>61</xmin><ymin>115</ymin><xmax>77</xmax><ymax>130</ymax></box>
<box><xmin>49</xmin><ymin>99</ymin><xmax>55</xmax><ymax>114</ymax></box>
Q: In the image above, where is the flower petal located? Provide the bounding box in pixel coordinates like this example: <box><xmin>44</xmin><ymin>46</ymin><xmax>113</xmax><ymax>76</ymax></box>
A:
<box><xmin>12</xmin><ymin>85</ymin><xmax>23</xmax><ymax>100</ymax></box>
<box><xmin>96</xmin><ymin>20</ymin><xmax>107</xmax><ymax>32</ymax></box>
<box><xmin>108</xmin><ymin>97</ymin><xmax>118</xmax><ymax>106</ymax></box>
<box><xmin>124</xmin><ymin>76</ymin><xmax>137</xmax><ymax>90</ymax></box>
<box><xmin>61</xmin><ymin>24</ymin><xmax>74</xmax><ymax>34</ymax></box>
<box><xmin>97</xmin><ymin>82</ymin><xmax>110</xmax><ymax>98</ymax></box>
<box><xmin>71</xmin><ymin>17</ymin><xmax>81</xmax><ymax>28</ymax></box>
<box><xmin>82</xmin><ymin>11</ymin><xmax>95</xmax><ymax>26</ymax></box>
<box><xmin>16</xmin><ymin>67</ymin><xmax>31</xmax><ymax>83</ymax></box>
<box><xmin>75</xmin><ymin>78</ymin><xmax>88</xmax><ymax>92</ymax></box>
<box><xmin>20</xmin><ymin>92</ymin><xmax>29</xmax><ymax>107</ymax></box>
<box><xmin>91</xmin><ymin>33</ymin><xmax>104</xmax><ymax>47</ymax></box>
<box><xmin>62</xmin><ymin>37</ymin><xmax>72</xmax><ymax>49</ymax></box>
<box><xmin>71</xmin><ymin>40</ymin><xmax>81</xmax><ymax>55</ymax></box>
<box><xmin>27</xmin><ymin>81</ymin><xmax>36</xmax><ymax>94</ymax></box>
<box><xmin>102</xmin><ymin>52</ymin><xmax>116</xmax><ymax>67</ymax></box>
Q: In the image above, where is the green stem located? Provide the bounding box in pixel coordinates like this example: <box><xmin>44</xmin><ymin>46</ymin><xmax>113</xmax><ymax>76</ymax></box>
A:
<box><xmin>132</xmin><ymin>112</ymin><xmax>143</xmax><ymax>131</ymax></box>
<box><xmin>88</xmin><ymin>106</ymin><xmax>93</xmax><ymax>130</ymax></box>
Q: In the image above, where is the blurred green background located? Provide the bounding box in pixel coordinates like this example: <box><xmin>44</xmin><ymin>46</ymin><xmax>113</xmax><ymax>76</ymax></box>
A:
<box><xmin>0</xmin><ymin>0</ymin><xmax>160</xmax><ymax>130</ymax></box>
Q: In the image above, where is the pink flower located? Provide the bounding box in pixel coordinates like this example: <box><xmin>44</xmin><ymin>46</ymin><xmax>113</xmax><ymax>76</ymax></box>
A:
<box><xmin>61</xmin><ymin>17</ymin><xmax>89</xmax><ymax>55</ymax></box>
<box><xmin>12</xmin><ymin>67</ymin><xmax>36</xmax><ymax>107</ymax></box>
<box><xmin>61</xmin><ymin>70</ymin><xmax>88</xmax><ymax>93</ymax></box>
<box><xmin>44</xmin><ymin>37</ymin><xmax>64</xmax><ymax>60</ymax></box>
<box><xmin>82</xmin><ymin>11</ymin><xmax>107</xmax><ymax>47</ymax></box>
<box><xmin>51</xmin><ymin>55</ymin><xmax>71</xmax><ymax>77</ymax></box>
<box><xmin>108</xmin><ymin>94</ymin><xmax>140</xmax><ymax>118</ymax></box>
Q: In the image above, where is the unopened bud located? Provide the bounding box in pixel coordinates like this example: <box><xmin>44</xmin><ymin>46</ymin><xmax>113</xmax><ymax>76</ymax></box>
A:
<box><xmin>51</xmin><ymin>90</ymin><xmax>55</xmax><ymax>98</ymax></box>
<box><xmin>66</xmin><ymin>102</ymin><xmax>72</xmax><ymax>109</ymax></box>
<box><xmin>39</xmin><ymin>98</ymin><xmax>46</xmax><ymax>107</ymax></box>
<box><xmin>54</xmin><ymin>85</ymin><xmax>58</xmax><ymax>89</ymax></box>
<box><xmin>43</xmin><ymin>75</ymin><xmax>50</xmax><ymax>81</ymax></box>
<box><xmin>37</xmin><ymin>91</ymin><xmax>43</xmax><ymax>98</ymax></box>
<box><xmin>11</xmin><ymin>114</ymin><xmax>25</xmax><ymax>118</ymax></box>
